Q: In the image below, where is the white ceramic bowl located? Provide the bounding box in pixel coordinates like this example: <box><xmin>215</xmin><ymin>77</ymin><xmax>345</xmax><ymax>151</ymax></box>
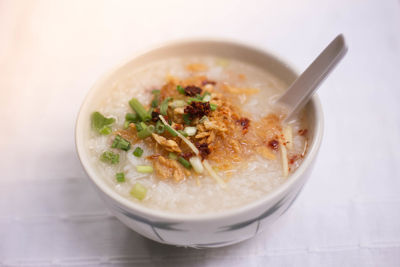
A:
<box><xmin>75</xmin><ymin>39</ymin><xmax>323</xmax><ymax>248</ymax></box>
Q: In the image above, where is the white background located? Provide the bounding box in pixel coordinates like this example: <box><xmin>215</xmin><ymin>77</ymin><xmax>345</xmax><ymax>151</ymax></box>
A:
<box><xmin>1</xmin><ymin>0</ymin><xmax>399</xmax><ymax>266</ymax></box>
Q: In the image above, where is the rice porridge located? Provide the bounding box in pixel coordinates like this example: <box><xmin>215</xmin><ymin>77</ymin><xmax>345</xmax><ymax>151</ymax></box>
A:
<box><xmin>88</xmin><ymin>56</ymin><xmax>308</xmax><ymax>214</ymax></box>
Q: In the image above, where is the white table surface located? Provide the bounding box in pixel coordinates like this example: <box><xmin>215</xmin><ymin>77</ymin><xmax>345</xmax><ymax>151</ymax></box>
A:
<box><xmin>1</xmin><ymin>0</ymin><xmax>400</xmax><ymax>266</ymax></box>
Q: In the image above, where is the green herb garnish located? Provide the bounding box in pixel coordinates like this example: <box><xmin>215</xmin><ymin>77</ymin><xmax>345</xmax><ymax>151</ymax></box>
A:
<box><xmin>202</xmin><ymin>92</ymin><xmax>211</xmax><ymax>102</ymax></box>
<box><xmin>178</xmin><ymin>130</ymin><xmax>188</xmax><ymax>137</ymax></box>
<box><xmin>111</xmin><ymin>135</ymin><xmax>131</xmax><ymax>151</ymax></box>
<box><xmin>130</xmin><ymin>182</ymin><xmax>147</xmax><ymax>200</ymax></box>
<box><xmin>177</xmin><ymin>85</ymin><xmax>185</xmax><ymax>95</ymax></box>
<box><xmin>116</xmin><ymin>172</ymin><xmax>125</xmax><ymax>182</ymax></box>
<box><xmin>125</xmin><ymin>113</ymin><xmax>138</xmax><ymax>123</ymax></box>
<box><xmin>133</xmin><ymin>147</ymin><xmax>144</xmax><ymax>157</ymax></box>
<box><xmin>129</xmin><ymin>98</ymin><xmax>151</xmax><ymax>121</ymax></box>
<box><xmin>135</xmin><ymin>122</ymin><xmax>143</xmax><ymax>131</ymax></box>
<box><xmin>151</xmin><ymin>99</ymin><xmax>159</xmax><ymax>108</ymax></box>
<box><xmin>202</xmin><ymin>91</ymin><xmax>211</xmax><ymax>98</ymax></box>
<box><xmin>155</xmin><ymin>120</ymin><xmax>165</xmax><ymax>134</ymax></box>
<box><xmin>187</xmin><ymin>94</ymin><xmax>205</xmax><ymax>104</ymax></box>
<box><xmin>99</xmin><ymin>126</ymin><xmax>112</xmax><ymax>135</ymax></box>
<box><xmin>164</xmin><ymin>124</ymin><xmax>178</xmax><ymax>137</ymax></box>
<box><xmin>169</xmin><ymin>99</ymin><xmax>186</xmax><ymax>108</ymax></box>
<box><xmin>210</xmin><ymin>103</ymin><xmax>218</xmax><ymax>111</ymax></box>
<box><xmin>160</xmin><ymin>97</ymin><xmax>172</xmax><ymax>116</ymax></box>
<box><xmin>139</xmin><ymin>122</ymin><xmax>147</xmax><ymax>129</ymax></box>
<box><xmin>136</xmin><ymin>165</ymin><xmax>153</xmax><ymax>173</ymax></box>
<box><xmin>101</xmin><ymin>151</ymin><xmax>119</xmax><ymax>164</ymax></box>
<box><xmin>178</xmin><ymin>157</ymin><xmax>191</xmax><ymax>169</ymax></box>
<box><xmin>183</xmin><ymin>114</ymin><xmax>192</xmax><ymax>125</ymax></box>
<box><xmin>137</xmin><ymin>124</ymin><xmax>154</xmax><ymax>139</ymax></box>
<box><xmin>151</xmin><ymin>90</ymin><xmax>160</xmax><ymax>107</ymax></box>
<box><xmin>91</xmin><ymin>112</ymin><xmax>115</xmax><ymax>135</ymax></box>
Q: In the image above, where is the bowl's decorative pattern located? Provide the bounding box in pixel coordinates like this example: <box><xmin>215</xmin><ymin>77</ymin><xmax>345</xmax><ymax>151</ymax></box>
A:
<box><xmin>108</xmin><ymin>182</ymin><xmax>305</xmax><ymax>247</ymax></box>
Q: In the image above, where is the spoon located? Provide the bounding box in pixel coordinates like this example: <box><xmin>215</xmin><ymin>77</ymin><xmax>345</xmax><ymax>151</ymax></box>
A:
<box><xmin>277</xmin><ymin>34</ymin><xmax>348</xmax><ymax>122</ymax></box>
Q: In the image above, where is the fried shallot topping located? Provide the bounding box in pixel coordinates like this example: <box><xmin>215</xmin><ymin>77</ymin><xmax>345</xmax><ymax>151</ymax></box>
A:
<box><xmin>150</xmin><ymin>155</ymin><xmax>188</xmax><ymax>182</ymax></box>
<box><xmin>151</xmin><ymin>133</ymin><xmax>181</xmax><ymax>153</ymax></box>
<box><xmin>184</xmin><ymin>86</ymin><xmax>202</xmax><ymax>96</ymax></box>
<box><xmin>184</xmin><ymin>101</ymin><xmax>211</xmax><ymax>118</ymax></box>
<box><xmin>196</xmin><ymin>143</ymin><xmax>211</xmax><ymax>159</ymax></box>
<box><xmin>106</xmin><ymin>71</ymin><xmax>308</xmax><ymax>183</ymax></box>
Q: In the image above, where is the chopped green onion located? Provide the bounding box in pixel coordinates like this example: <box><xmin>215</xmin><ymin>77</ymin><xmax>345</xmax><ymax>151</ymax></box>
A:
<box><xmin>111</xmin><ymin>135</ymin><xmax>131</xmax><ymax>151</ymax></box>
<box><xmin>136</xmin><ymin>165</ymin><xmax>153</xmax><ymax>173</ymax></box>
<box><xmin>133</xmin><ymin>147</ymin><xmax>144</xmax><ymax>157</ymax></box>
<box><xmin>134</xmin><ymin>122</ymin><xmax>143</xmax><ymax>131</ymax></box>
<box><xmin>129</xmin><ymin>98</ymin><xmax>151</xmax><ymax>121</ymax></box>
<box><xmin>186</xmin><ymin>98</ymin><xmax>196</xmax><ymax>104</ymax></box>
<box><xmin>177</xmin><ymin>85</ymin><xmax>185</xmax><ymax>94</ymax></box>
<box><xmin>151</xmin><ymin>99</ymin><xmax>159</xmax><ymax>108</ymax></box>
<box><xmin>178</xmin><ymin>157</ymin><xmax>191</xmax><ymax>169</ymax></box>
<box><xmin>99</xmin><ymin>126</ymin><xmax>112</xmax><ymax>135</ymax></box>
<box><xmin>165</xmin><ymin>124</ymin><xmax>178</xmax><ymax>137</ymax></box>
<box><xmin>187</xmin><ymin>98</ymin><xmax>204</xmax><ymax>104</ymax></box>
<box><xmin>139</xmin><ymin>122</ymin><xmax>147</xmax><ymax>129</ymax></box>
<box><xmin>155</xmin><ymin>120</ymin><xmax>165</xmax><ymax>134</ymax></box>
<box><xmin>210</xmin><ymin>103</ymin><xmax>218</xmax><ymax>111</ymax></box>
<box><xmin>202</xmin><ymin>94</ymin><xmax>211</xmax><ymax>102</ymax></box>
<box><xmin>123</xmin><ymin>121</ymin><xmax>130</xmax><ymax>129</ymax></box>
<box><xmin>100</xmin><ymin>151</ymin><xmax>119</xmax><ymax>164</ymax></box>
<box><xmin>160</xmin><ymin>97</ymin><xmax>172</xmax><ymax>116</ymax></box>
<box><xmin>91</xmin><ymin>112</ymin><xmax>115</xmax><ymax>135</ymax></box>
<box><xmin>199</xmin><ymin>116</ymin><xmax>208</xmax><ymax>123</ymax></box>
<box><xmin>169</xmin><ymin>99</ymin><xmax>186</xmax><ymax>108</ymax></box>
<box><xmin>137</xmin><ymin>125</ymin><xmax>154</xmax><ymax>139</ymax></box>
<box><xmin>168</xmin><ymin>152</ymin><xmax>177</xmax><ymax>160</ymax></box>
<box><xmin>183</xmin><ymin>114</ymin><xmax>192</xmax><ymax>125</ymax></box>
<box><xmin>125</xmin><ymin>113</ymin><xmax>138</xmax><ymax>122</ymax></box>
<box><xmin>178</xmin><ymin>130</ymin><xmax>188</xmax><ymax>137</ymax></box>
<box><xmin>202</xmin><ymin>91</ymin><xmax>211</xmax><ymax>98</ymax></box>
<box><xmin>187</xmin><ymin>94</ymin><xmax>205</xmax><ymax>104</ymax></box>
<box><xmin>116</xmin><ymin>172</ymin><xmax>125</xmax><ymax>182</ymax></box>
<box><xmin>189</xmin><ymin>156</ymin><xmax>204</xmax><ymax>173</ymax></box>
<box><xmin>147</xmin><ymin>108</ymin><xmax>154</xmax><ymax>120</ymax></box>
<box><xmin>184</xmin><ymin>126</ymin><xmax>197</xmax><ymax>136</ymax></box>
<box><xmin>130</xmin><ymin>182</ymin><xmax>147</xmax><ymax>200</ymax></box>
<box><xmin>151</xmin><ymin>90</ymin><xmax>160</xmax><ymax>107</ymax></box>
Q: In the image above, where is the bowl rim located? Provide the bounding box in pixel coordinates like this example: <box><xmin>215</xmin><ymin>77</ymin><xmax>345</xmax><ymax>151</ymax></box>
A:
<box><xmin>75</xmin><ymin>38</ymin><xmax>324</xmax><ymax>222</ymax></box>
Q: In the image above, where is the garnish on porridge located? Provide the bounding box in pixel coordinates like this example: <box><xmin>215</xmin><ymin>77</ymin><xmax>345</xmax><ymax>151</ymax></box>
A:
<box><xmin>91</xmin><ymin>65</ymin><xmax>308</xmax><ymax>203</ymax></box>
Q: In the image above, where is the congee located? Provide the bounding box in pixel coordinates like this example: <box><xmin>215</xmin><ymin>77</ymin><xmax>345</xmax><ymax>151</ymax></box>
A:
<box><xmin>88</xmin><ymin>56</ymin><xmax>308</xmax><ymax>214</ymax></box>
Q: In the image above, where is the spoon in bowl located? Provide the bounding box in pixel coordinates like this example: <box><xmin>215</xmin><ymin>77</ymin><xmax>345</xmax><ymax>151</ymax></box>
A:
<box><xmin>277</xmin><ymin>34</ymin><xmax>348</xmax><ymax>122</ymax></box>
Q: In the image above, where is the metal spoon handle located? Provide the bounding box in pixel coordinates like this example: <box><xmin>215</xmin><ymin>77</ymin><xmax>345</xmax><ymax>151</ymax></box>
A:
<box><xmin>278</xmin><ymin>34</ymin><xmax>348</xmax><ymax>122</ymax></box>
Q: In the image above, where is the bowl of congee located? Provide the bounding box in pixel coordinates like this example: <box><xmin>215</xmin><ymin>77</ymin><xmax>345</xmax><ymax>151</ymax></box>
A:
<box><xmin>75</xmin><ymin>39</ymin><xmax>323</xmax><ymax>247</ymax></box>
